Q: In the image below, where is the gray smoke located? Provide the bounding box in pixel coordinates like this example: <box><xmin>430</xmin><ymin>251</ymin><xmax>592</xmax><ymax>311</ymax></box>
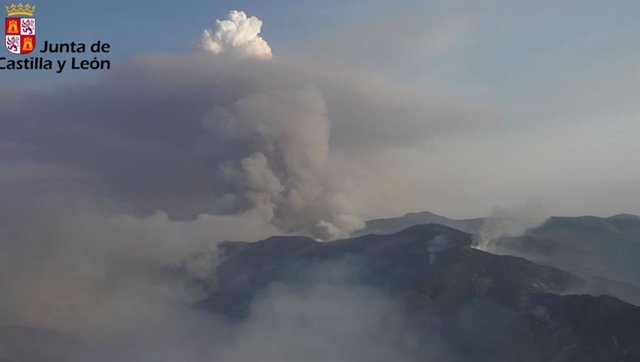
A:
<box><xmin>0</xmin><ymin>10</ymin><xmax>483</xmax><ymax>361</ymax></box>
<box><xmin>474</xmin><ymin>200</ymin><xmax>548</xmax><ymax>251</ymax></box>
<box><xmin>0</xmin><ymin>55</ymin><xmax>482</xmax><ymax>240</ymax></box>
<box><xmin>205</xmin><ymin>85</ymin><xmax>363</xmax><ymax>239</ymax></box>
<box><xmin>0</xmin><ymin>196</ymin><xmax>276</xmax><ymax>330</ymax></box>
<box><xmin>0</xmin><ymin>200</ymin><xmax>452</xmax><ymax>361</ymax></box>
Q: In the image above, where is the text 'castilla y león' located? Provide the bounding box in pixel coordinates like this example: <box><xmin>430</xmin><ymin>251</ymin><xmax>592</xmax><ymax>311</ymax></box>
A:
<box><xmin>1</xmin><ymin>41</ymin><xmax>112</xmax><ymax>73</ymax></box>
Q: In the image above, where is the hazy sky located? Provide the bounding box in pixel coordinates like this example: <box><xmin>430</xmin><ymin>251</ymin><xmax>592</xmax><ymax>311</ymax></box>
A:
<box><xmin>1</xmin><ymin>0</ymin><xmax>639</xmax><ymax>222</ymax></box>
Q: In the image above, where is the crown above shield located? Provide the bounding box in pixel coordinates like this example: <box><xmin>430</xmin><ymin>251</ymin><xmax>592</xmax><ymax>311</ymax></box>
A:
<box><xmin>5</xmin><ymin>3</ymin><xmax>36</xmax><ymax>17</ymax></box>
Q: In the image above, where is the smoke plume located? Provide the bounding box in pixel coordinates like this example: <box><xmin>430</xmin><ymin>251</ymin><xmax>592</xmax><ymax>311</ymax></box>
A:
<box><xmin>0</xmin><ymin>9</ymin><xmax>490</xmax><ymax>359</ymax></box>
<box><xmin>474</xmin><ymin>200</ymin><xmax>548</xmax><ymax>250</ymax></box>
<box><xmin>202</xmin><ymin>10</ymin><xmax>273</xmax><ymax>60</ymax></box>
<box><xmin>206</xmin><ymin>86</ymin><xmax>364</xmax><ymax>239</ymax></box>
<box><xmin>0</xmin><ymin>10</ymin><xmax>484</xmax><ymax>239</ymax></box>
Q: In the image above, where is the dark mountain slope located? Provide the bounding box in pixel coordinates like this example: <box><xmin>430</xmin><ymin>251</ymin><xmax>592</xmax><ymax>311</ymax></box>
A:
<box><xmin>493</xmin><ymin>215</ymin><xmax>640</xmax><ymax>295</ymax></box>
<box><xmin>198</xmin><ymin>224</ymin><xmax>640</xmax><ymax>362</ymax></box>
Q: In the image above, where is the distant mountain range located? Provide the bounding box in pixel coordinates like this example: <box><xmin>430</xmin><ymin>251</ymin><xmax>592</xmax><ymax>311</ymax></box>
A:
<box><xmin>353</xmin><ymin>210</ymin><xmax>640</xmax><ymax>238</ymax></box>
<box><xmin>494</xmin><ymin>215</ymin><xmax>640</xmax><ymax>300</ymax></box>
<box><xmin>352</xmin><ymin>211</ymin><xmax>485</xmax><ymax>236</ymax></box>
<box><xmin>354</xmin><ymin>211</ymin><xmax>640</xmax><ymax>303</ymax></box>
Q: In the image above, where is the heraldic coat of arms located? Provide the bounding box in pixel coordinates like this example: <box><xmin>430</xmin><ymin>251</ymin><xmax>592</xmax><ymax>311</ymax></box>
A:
<box><xmin>5</xmin><ymin>3</ymin><xmax>36</xmax><ymax>54</ymax></box>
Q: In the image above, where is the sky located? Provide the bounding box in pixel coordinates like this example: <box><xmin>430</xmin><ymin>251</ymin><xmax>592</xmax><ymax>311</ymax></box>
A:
<box><xmin>1</xmin><ymin>0</ymin><xmax>639</xmax><ymax>227</ymax></box>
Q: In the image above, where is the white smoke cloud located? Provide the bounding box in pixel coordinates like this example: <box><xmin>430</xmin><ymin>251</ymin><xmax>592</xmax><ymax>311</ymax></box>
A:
<box><xmin>202</xmin><ymin>10</ymin><xmax>273</xmax><ymax>60</ymax></box>
<box><xmin>474</xmin><ymin>200</ymin><xmax>548</xmax><ymax>251</ymax></box>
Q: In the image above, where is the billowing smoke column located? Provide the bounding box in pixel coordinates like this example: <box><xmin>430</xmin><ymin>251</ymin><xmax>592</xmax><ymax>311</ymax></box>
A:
<box><xmin>0</xmin><ymin>10</ymin><xmax>481</xmax><ymax>240</ymax></box>
<box><xmin>0</xmin><ymin>8</ymin><xmax>485</xmax><ymax>361</ymax></box>
<box><xmin>202</xmin><ymin>11</ymin><xmax>362</xmax><ymax>239</ymax></box>
<box><xmin>202</xmin><ymin>10</ymin><xmax>273</xmax><ymax>60</ymax></box>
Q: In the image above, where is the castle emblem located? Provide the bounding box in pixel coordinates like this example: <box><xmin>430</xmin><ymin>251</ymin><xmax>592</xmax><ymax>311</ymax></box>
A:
<box><xmin>5</xmin><ymin>3</ymin><xmax>36</xmax><ymax>54</ymax></box>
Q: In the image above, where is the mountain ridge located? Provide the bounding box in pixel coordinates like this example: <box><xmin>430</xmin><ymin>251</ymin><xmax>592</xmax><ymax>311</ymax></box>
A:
<box><xmin>195</xmin><ymin>223</ymin><xmax>640</xmax><ymax>361</ymax></box>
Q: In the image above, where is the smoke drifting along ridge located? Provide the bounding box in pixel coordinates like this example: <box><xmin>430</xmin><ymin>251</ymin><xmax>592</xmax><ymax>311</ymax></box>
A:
<box><xmin>474</xmin><ymin>201</ymin><xmax>548</xmax><ymax>251</ymax></box>
<box><xmin>202</xmin><ymin>10</ymin><xmax>273</xmax><ymax>60</ymax></box>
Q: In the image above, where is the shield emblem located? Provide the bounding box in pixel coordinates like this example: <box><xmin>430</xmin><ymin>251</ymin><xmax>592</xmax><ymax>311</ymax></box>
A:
<box><xmin>5</xmin><ymin>16</ymin><xmax>36</xmax><ymax>54</ymax></box>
